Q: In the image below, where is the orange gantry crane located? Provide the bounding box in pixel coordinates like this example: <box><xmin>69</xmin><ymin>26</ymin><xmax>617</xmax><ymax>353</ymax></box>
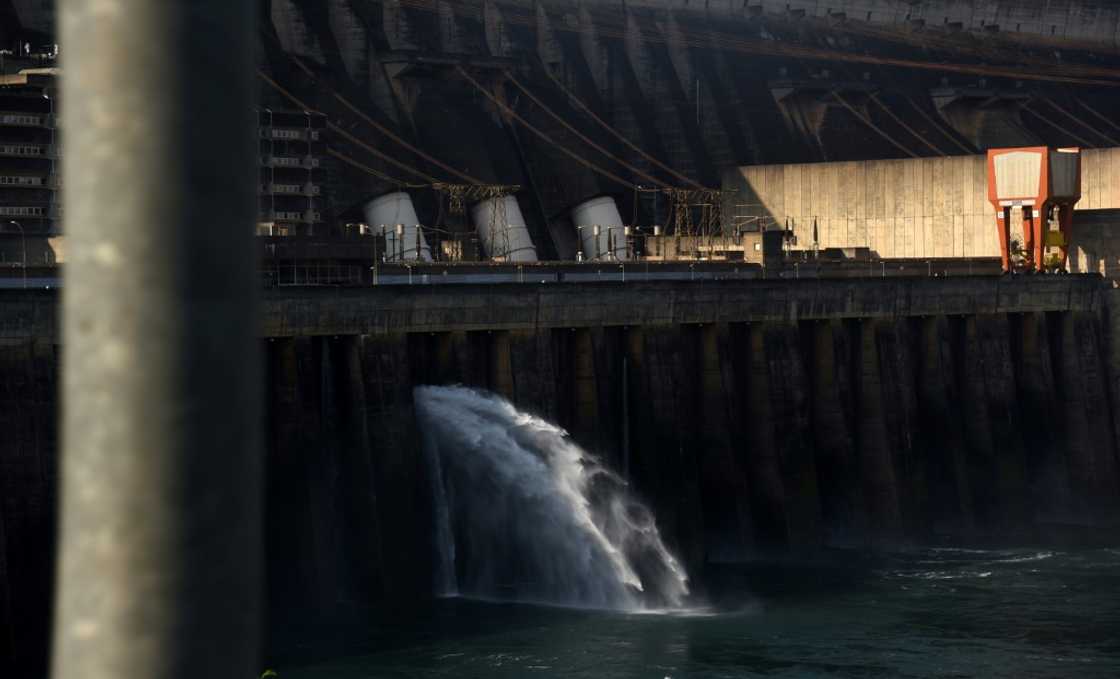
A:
<box><xmin>987</xmin><ymin>146</ymin><xmax>1081</xmax><ymax>273</ymax></box>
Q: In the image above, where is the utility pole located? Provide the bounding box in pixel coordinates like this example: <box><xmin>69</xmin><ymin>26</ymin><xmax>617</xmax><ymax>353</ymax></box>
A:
<box><xmin>53</xmin><ymin>3</ymin><xmax>260</xmax><ymax>679</ymax></box>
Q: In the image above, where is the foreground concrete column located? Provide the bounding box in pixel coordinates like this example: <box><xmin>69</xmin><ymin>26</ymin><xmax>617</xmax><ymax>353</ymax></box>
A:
<box><xmin>53</xmin><ymin>3</ymin><xmax>260</xmax><ymax>679</ymax></box>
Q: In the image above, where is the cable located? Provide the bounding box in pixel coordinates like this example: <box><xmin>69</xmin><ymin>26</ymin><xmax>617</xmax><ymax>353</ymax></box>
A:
<box><xmin>258</xmin><ymin>70</ymin><xmax>441</xmax><ymax>183</ymax></box>
<box><xmin>1043</xmin><ymin>98</ymin><xmax>1120</xmax><ymax>146</ymax></box>
<box><xmin>869</xmin><ymin>93</ymin><xmax>947</xmax><ymax>156</ymax></box>
<box><xmin>1076</xmin><ymin>98</ymin><xmax>1120</xmax><ymax>136</ymax></box>
<box><xmin>904</xmin><ymin>96</ymin><xmax>977</xmax><ymax>154</ymax></box>
<box><xmin>290</xmin><ymin>57</ymin><xmax>483</xmax><ymax>184</ymax></box>
<box><xmin>831</xmin><ymin>92</ymin><xmax>919</xmax><ymax>158</ymax></box>
<box><xmin>327</xmin><ymin>122</ymin><xmax>440</xmax><ymax>183</ymax></box>
<box><xmin>503</xmin><ymin>70</ymin><xmax>669</xmax><ymax>188</ymax></box>
<box><xmin>455</xmin><ymin>66</ymin><xmax>637</xmax><ymax>190</ymax></box>
<box><xmin>538</xmin><ymin>66</ymin><xmax>705</xmax><ymax>189</ymax></box>
<box><xmin>1021</xmin><ymin>106</ymin><xmax>1095</xmax><ymax>147</ymax></box>
<box><xmin>326</xmin><ymin>147</ymin><xmax>428</xmax><ymax>188</ymax></box>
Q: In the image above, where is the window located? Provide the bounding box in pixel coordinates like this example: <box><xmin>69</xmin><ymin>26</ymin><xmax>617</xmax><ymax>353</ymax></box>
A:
<box><xmin>0</xmin><ymin>113</ymin><xmax>41</xmax><ymax>125</ymax></box>
<box><xmin>0</xmin><ymin>176</ymin><xmax>43</xmax><ymax>186</ymax></box>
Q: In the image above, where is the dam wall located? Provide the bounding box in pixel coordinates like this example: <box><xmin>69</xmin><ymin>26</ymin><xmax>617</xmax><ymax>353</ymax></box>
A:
<box><xmin>725</xmin><ymin>147</ymin><xmax>1120</xmax><ymax>263</ymax></box>
<box><xmin>15</xmin><ymin>1</ymin><xmax>1120</xmax><ymax>48</ymax></box>
<box><xmin>1</xmin><ymin>276</ymin><xmax>1119</xmax><ymax>674</ymax></box>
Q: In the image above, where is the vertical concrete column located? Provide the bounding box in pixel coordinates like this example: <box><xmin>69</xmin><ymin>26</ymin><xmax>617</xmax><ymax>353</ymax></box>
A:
<box><xmin>854</xmin><ymin>319</ymin><xmax>902</xmax><ymax>542</ymax></box>
<box><xmin>507</xmin><ymin>329</ymin><xmax>559</xmax><ymax>422</ymax></box>
<box><xmin>742</xmin><ymin>323</ymin><xmax>790</xmax><ymax>548</ymax></box>
<box><xmin>338</xmin><ymin>336</ymin><xmax>386</xmax><ymax>598</ymax></box>
<box><xmin>54</xmin><ymin>2</ymin><xmax>259</xmax><ymax>678</ymax></box>
<box><xmin>916</xmin><ymin>316</ymin><xmax>975</xmax><ymax>536</ymax></box>
<box><xmin>488</xmin><ymin>330</ymin><xmax>514</xmax><ymax>400</ymax></box>
<box><xmin>875</xmin><ymin>319</ymin><xmax>927</xmax><ymax>538</ymax></box>
<box><xmin>955</xmin><ymin>316</ymin><xmax>1000</xmax><ymax>530</ymax></box>
<box><xmin>361</xmin><ymin>333</ymin><xmax>431</xmax><ymax>600</ymax></box>
<box><xmin>974</xmin><ymin>315</ymin><xmax>1031</xmax><ymax>533</ymax></box>
<box><xmin>1055</xmin><ymin>312</ymin><xmax>1120</xmax><ymax>521</ymax></box>
<box><xmin>1014</xmin><ymin>312</ymin><xmax>1071</xmax><ymax>522</ymax></box>
<box><xmin>696</xmin><ymin>323</ymin><xmax>753</xmax><ymax>560</ymax></box>
<box><xmin>1103</xmin><ymin>290</ymin><xmax>1120</xmax><ymax>507</ymax></box>
<box><xmin>809</xmin><ymin>320</ymin><xmax>863</xmax><ymax>544</ymax></box>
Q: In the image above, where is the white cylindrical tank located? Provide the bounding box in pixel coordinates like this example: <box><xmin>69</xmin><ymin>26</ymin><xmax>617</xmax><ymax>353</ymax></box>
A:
<box><xmin>470</xmin><ymin>195</ymin><xmax>538</xmax><ymax>262</ymax></box>
<box><xmin>362</xmin><ymin>191</ymin><xmax>432</xmax><ymax>261</ymax></box>
<box><xmin>571</xmin><ymin>195</ymin><xmax>629</xmax><ymax>260</ymax></box>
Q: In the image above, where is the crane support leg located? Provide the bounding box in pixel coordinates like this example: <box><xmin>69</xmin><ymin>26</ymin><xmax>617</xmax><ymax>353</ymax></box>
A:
<box><xmin>1058</xmin><ymin>205</ymin><xmax>1074</xmax><ymax>270</ymax></box>
<box><xmin>997</xmin><ymin>206</ymin><xmax>1012</xmax><ymax>273</ymax></box>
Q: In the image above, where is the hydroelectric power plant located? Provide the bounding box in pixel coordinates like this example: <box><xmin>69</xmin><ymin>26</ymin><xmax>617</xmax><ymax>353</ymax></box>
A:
<box><xmin>3</xmin><ymin>1</ymin><xmax>1120</xmax><ymax>677</ymax></box>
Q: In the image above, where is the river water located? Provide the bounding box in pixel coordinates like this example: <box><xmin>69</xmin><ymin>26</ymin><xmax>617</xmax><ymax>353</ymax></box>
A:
<box><xmin>277</xmin><ymin>547</ymin><xmax>1120</xmax><ymax>678</ymax></box>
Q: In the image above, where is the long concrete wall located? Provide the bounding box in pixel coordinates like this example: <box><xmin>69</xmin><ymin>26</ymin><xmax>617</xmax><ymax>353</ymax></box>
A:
<box><xmin>724</xmin><ymin>147</ymin><xmax>1120</xmax><ymax>260</ymax></box>
<box><xmin>0</xmin><ymin>277</ymin><xmax>1106</xmax><ymax>340</ymax></box>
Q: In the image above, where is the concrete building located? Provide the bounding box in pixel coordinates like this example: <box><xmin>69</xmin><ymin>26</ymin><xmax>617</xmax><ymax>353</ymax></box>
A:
<box><xmin>0</xmin><ymin>69</ymin><xmax>58</xmax><ymax>234</ymax></box>
<box><xmin>257</xmin><ymin>109</ymin><xmax>327</xmax><ymax>235</ymax></box>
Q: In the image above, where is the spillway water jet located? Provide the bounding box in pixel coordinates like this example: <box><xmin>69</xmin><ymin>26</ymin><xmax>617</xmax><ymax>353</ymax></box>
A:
<box><xmin>414</xmin><ymin>385</ymin><xmax>690</xmax><ymax>611</ymax></box>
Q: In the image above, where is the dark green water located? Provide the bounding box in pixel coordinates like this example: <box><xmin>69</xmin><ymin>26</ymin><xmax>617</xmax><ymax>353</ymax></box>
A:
<box><xmin>277</xmin><ymin>548</ymin><xmax>1120</xmax><ymax>678</ymax></box>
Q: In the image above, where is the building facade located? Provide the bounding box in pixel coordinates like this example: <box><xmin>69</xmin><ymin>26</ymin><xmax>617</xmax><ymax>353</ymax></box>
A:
<box><xmin>0</xmin><ymin>69</ymin><xmax>58</xmax><ymax>234</ymax></box>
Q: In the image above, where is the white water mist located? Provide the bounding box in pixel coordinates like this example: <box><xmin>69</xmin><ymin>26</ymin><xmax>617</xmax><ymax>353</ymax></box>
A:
<box><xmin>414</xmin><ymin>385</ymin><xmax>689</xmax><ymax>611</ymax></box>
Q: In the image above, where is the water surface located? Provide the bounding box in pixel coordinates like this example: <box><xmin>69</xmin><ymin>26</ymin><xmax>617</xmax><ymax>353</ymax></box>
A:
<box><xmin>277</xmin><ymin>547</ymin><xmax>1120</xmax><ymax>678</ymax></box>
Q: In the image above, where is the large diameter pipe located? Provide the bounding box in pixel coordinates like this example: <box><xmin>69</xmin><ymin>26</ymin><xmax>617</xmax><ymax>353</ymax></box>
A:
<box><xmin>54</xmin><ymin>3</ymin><xmax>260</xmax><ymax>679</ymax></box>
<box><xmin>571</xmin><ymin>195</ymin><xmax>629</xmax><ymax>260</ymax></box>
<box><xmin>470</xmin><ymin>195</ymin><xmax>538</xmax><ymax>262</ymax></box>
<box><xmin>363</xmin><ymin>191</ymin><xmax>432</xmax><ymax>261</ymax></box>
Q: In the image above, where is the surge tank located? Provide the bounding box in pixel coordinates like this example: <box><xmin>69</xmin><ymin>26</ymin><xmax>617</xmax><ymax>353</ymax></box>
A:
<box><xmin>470</xmin><ymin>195</ymin><xmax>538</xmax><ymax>262</ymax></box>
<box><xmin>571</xmin><ymin>195</ymin><xmax>629</xmax><ymax>260</ymax></box>
<box><xmin>363</xmin><ymin>191</ymin><xmax>433</xmax><ymax>261</ymax></box>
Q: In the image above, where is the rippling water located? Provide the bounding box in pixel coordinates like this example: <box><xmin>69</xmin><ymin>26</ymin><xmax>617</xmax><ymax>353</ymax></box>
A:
<box><xmin>276</xmin><ymin>548</ymin><xmax>1120</xmax><ymax>678</ymax></box>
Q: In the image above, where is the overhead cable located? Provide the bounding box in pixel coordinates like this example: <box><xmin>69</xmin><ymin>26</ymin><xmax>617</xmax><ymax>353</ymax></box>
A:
<box><xmin>903</xmin><ymin>96</ymin><xmax>977</xmax><ymax>154</ymax></box>
<box><xmin>1076</xmin><ymin>98</ymin><xmax>1120</xmax><ymax>136</ymax></box>
<box><xmin>326</xmin><ymin>147</ymin><xmax>428</xmax><ymax>188</ymax></box>
<box><xmin>831</xmin><ymin>92</ymin><xmax>919</xmax><ymax>158</ymax></box>
<box><xmin>455</xmin><ymin>66</ymin><xmax>637</xmax><ymax>190</ymax></box>
<box><xmin>1021</xmin><ymin>107</ymin><xmax>1095</xmax><ymax>147</ymax></box>
<box><xmin>869</xmin><ymin>93</ymin><xmax>947</xmax><ymax>156</ymax></box>
<box><xmin>537</xmin><ymin>66</ymin><xmax>705</xmax><ymax>189</ymax></box>
<box><xmin>257</xmin><ymin>70</ymin><xmax>440</xmax><ymax>183</ymax></box>
<box><xmin>1043</xmin><ymin>98</ymin><xmax>1120</xmax><ymax>146</ymax></box>
<box><xmin>503</xmin><ymin>70</ymin><xmax>670</xmax><ymax>188</ymax></box>
<box><xmin>290</xmin><ymin>57</ymin><xmax>483</xmax><ymax>184</ymax></box>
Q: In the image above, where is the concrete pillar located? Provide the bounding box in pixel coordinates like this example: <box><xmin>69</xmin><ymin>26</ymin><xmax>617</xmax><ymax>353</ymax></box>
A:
<box><xmin>766</xmin><ymin>322</ymin><xmax>822</xmax><ymax>548</ymax></box>
<box><xmin>809</xmin><ymin>320</ymin><xmax>865</xmax><ymax>545</ymax></box>
<box><xmin>875</xmin><ymin>319</ymin><xmax>928</xmax><ymax>538</ymax></box>
<box><xmin>916</xmin><ymin>316</ymin><xmax>976</xmax><ymax>537</ymax></box>
<box><xmin>338</xmin><ymin>336</ymin><xmax>387</xmax><ymax>600</ymax></box>
<box><xmin>955</xmin><ymin>316</ymin><xmax>1001</xmax><ymax>532</ymax></box>
<box><xmin>488</xmin><ymin>331</ymin><xmax>515</xmax><ymax>401</ymax></box>
<box><xmin>54</xmin><ymin>2</ymin><xmax>260</xmax><ymax>678</ymax></box>
<box><xmin>854</xmin><ymin>319</ymin><xmax>903</xmax><ymax>542</ymax></box>
<box><xmin>507</xmin><ymin>329</ymin><xmax>559</xmax><ymax>422</ymax></box>
<box><xmin>361</xmin><ymin>333</ymin><xmax>431</xmax><ymax>600</ymax></box>
<box><xmin>696</xmin><ymin>323</ymin><xmax>753</xmax><ymax>561</ymax></box>
<box><xmin>1013</xmin><ymin>312</ymin><xmax>1072</xmax><ymax>525</ymax></box>
<box><xmin>741</xmin><ymin>323</ymin><xmax>790</xmax><ymax>548</ymax></box>
<box><xmin>974</xmin><ymin>315</ymin><xmax>1031</xmax><ymax>534</ymax></box>
<box><xmin>571</xmin><ymin>328</ymin><xmax>599</xmax><ymax>455</ymax></box>
<box><xmin>1055</xmin><ymin>312</ymin><xmax>1120</xmax><ymax>523</ymax></box>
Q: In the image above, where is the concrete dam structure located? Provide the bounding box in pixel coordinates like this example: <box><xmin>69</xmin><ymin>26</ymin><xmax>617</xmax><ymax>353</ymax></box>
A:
<box><xmin>10</xmin><ymin>0</ymin><xmax>1120</xmax><ymax>250</ymax></box>
<box><xmin>4</xmin><ymin>1</ymin><xmax>1120</xmax><ymax>676</ymax></box>
<box><xmin>3</xmin><ymin>275</ymin><xmax>1120</xmax><ymax>673</ymax></box>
